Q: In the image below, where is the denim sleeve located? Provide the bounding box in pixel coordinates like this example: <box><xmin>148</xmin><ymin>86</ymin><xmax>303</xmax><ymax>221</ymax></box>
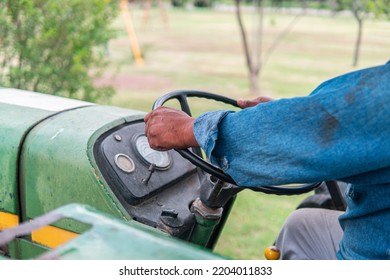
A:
<box><xmin>193</xmin><ymin>110</ymin><xmax>233</xmax><ymax>167</ymax></box>
<box><xmin>193</xmin><ymin>63</ymin><xmax>390</xmax><ymax>187</ymax></box>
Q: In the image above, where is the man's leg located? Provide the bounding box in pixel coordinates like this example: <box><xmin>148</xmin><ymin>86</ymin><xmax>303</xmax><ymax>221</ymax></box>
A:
<box><xmin>275</xmin><ymin>208</ymin><xmax>344</xmax><ymax>260</ymax></box>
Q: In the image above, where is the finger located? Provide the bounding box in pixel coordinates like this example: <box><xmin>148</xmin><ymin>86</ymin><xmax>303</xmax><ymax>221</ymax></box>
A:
<box><xmin>144</xmin><ymin>111</ymin><xmax>152</xmax><ymax>123</ymax></box>
<box><xmin>237</xmin><ymin>98</ymin><xmax>249</xmax><ymax>108</ymax></box>
<box><xmin>144</xmin><ymin>107</ymin><xmax>165</xmax><ymax>123</ymax></box>
<box><xmin>257</xmin><ymin>96</ymin><xmax>273</xmax><ymax>103</ymax></box>
<box><xmin>144</xmin><ymin>117</ymin><xmax>150</xmax><ymax>136</ymax></box>
<box><xmin>237</xmin><ymin>98</ymin><xmax>259</xmax><ymax>108</ymax></box>
<box><xmin>237</xmin><ymin>97</ymin><xmax>273</xmax><ymax>108</ymax></box>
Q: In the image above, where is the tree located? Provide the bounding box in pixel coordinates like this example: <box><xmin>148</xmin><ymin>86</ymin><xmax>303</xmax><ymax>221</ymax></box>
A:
<box><xmin>337</xmin><ymin>0</ymin><xmax>389</xmax><ymax>66</ymax></box>
<box><xmin>0</xmin><ymin>0</ymin><xmax>118</xmax><ymax>102</ymax></box>
<box><xmin>235</xmin><ymin>0</ymin><xmax>305</xmax><ymax>96</ymax></box>
<box><xmin>235</xmin><ymin>0</ymin><xmax>263</xmax><ymax>96</ymax></box>
<box><xmin>367</xmin><ymin>0</ymin><xmax>390</xmax><ymax>18</ymax></box>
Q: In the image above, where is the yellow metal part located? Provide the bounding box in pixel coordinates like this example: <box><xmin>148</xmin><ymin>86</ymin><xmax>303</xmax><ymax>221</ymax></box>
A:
<box><xmin>264</xmin><ymin>245</ymin><xmax>281</xmax><ymax>260</ymax></box>
<box><xmin>0</xmin><ymin>212</ymin><xmax>77</xmax><ymax>248</ymax></box>
<box><xmin>31</xmin><ymin>225</ymin><xmax>78</xmax><ymax>249</ymax></box>
<box><xmin>120</xmin><ymin>0</ymin><xmax>144</xmax><ymax>66</ymax></box>
<box><xmin>0</xmin><ymin>212</ymin><xmax>19</xmax><ymax>230</ymax></box>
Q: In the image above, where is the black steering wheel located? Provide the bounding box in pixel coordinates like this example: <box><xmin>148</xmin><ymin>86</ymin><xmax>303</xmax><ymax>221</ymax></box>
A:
<box><xmin>152</xmin><ymin>90</ymin><xmax>322</xmax><ymax>195</ymax></box>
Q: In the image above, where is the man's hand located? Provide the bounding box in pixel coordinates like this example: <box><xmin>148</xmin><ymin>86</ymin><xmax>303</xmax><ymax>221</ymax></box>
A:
<box><xmin>144</xmin><ymin>107</ymin><xmax>199</xmax><ymax>151</ymax></box>
<box><xmin>237</xmin><ymin>96</ymin><xmax>273</xmax><ymax>108</ymax></box>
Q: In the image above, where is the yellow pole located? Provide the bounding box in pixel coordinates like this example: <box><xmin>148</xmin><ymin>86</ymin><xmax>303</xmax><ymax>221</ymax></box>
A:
<box><xmin>120</xmin><ymin>0</ymin><xmax>144</xmax><ymax>66</ymax></box>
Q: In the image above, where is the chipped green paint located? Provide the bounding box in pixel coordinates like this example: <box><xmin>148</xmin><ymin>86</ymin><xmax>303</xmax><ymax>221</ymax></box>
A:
<box><xmin>0</xmin><ymin>103</ymin><xmax>53</xmax><ymax>214</ymax></box>
<box><xmin>20</xmin><ymin>105</ymin><xmax>145</xmax><ymax>231</ymax></box>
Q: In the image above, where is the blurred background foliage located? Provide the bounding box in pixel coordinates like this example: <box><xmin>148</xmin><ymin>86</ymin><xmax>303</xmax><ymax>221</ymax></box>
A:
<box><xmin>0</xmin><ymin>0</ymin><xmax>118</xmax><ymax>102</ymax></box>
<box><xmin>0</xmin><ymin>0</ymin><xmax>388</xmax><ymax>102</ymax></box>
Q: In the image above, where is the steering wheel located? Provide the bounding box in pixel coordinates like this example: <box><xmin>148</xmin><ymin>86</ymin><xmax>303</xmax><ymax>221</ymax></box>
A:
<box><xmin>152</xmin><ymin>90</ymin><xmax>322</xmax><ymax>195</ymax></box>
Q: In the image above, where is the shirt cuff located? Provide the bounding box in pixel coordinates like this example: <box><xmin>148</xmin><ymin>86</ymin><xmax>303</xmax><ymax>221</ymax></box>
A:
<box><xmin>193</xmin><ymin>110</ymin><xmax>233</xmax><ymax>165</ymax></box>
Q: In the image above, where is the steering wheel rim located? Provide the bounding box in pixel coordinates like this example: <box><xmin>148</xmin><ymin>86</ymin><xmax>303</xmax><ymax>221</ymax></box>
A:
<box><xmin>152</xmin><ymin>90</ymin><xmax>322</xmax><ymax>195</ymax></box>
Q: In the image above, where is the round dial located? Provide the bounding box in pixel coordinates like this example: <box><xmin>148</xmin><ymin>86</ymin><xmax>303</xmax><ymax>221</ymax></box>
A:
<box><xmin>134</xmin><ymin>135</ymin><xmax>171</xmax><ymax>169</ymax></box>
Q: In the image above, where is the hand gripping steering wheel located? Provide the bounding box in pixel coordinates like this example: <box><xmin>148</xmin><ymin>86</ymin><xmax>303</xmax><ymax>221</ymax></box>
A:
<box><xmin>152</xmin><ymin>90</ymin><xmax>321</xmax><ymax>195</ymax></box>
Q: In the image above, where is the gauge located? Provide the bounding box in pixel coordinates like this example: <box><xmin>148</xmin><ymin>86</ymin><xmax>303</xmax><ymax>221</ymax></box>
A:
<box><xmin>114</xmin><ymin>154</ymin><xmax>135</xmax><ymax>173</ymax></box>
<box><xmin>134</xmin><ymin>135</ymin><xmax>171</xmax><ymax>169</ymax></box>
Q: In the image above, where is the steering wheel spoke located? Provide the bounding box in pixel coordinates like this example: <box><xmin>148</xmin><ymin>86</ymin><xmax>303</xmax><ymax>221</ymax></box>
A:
<box><xmin>177</xmin><ymin>94</ymin><xmax>192</xmax><ymax>116</ymax></box>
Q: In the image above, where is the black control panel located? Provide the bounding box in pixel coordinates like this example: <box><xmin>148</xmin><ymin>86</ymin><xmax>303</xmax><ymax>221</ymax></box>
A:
<box><xmin>94</xmin><ymin>121</ymin><xmax>202</xmax><ymax>239</ymax></box>
<box><xmin>95</xmin><ymin>121</ymin><xmax>197</xmax><ymax>205</ymax></box>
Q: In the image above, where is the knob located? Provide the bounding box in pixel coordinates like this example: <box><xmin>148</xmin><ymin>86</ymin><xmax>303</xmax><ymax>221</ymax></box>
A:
<box><xmin>264</xmin><ymin>245</ymin><xmax>280</xmax><ymax>260</ymax></box>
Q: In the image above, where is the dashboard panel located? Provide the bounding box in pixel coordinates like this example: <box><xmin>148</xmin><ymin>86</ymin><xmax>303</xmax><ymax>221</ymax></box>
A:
<box><xmin>94</xmin><ymin>121</ymin><xmax>201</xmax><ymax>238</ymax></box>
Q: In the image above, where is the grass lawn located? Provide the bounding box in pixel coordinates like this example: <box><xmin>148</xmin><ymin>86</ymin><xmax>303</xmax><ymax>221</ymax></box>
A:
<box><xmin>99</xmin><ymin>6</ymin><xmax>390</xmax><ymax>259</ymax></box>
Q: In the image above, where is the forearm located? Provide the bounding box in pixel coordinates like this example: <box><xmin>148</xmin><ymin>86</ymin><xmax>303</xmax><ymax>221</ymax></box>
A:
<box><xmin>194</xmin><ymin>63</ymin><xmax>390</xmax><ymax>187</ymax></box>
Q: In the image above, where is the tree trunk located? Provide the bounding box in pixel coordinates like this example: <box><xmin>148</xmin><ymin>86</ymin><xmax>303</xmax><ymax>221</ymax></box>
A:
<box><xmin>235</xmin><ymin>0</ymin><xmax>302</xmax><ymax>96</ymax></box>
<box><xmin>249</xmin><ymin>71</ymin><xmax>260</xmax><ymax>96</ymax></box>
<box><xmin>353</xmin><ymin>18</ymin><xmax>363</xmax><ymax>67</ymax></box>
<box><xmin>235</xmin><ymin>0</ymin><xmax>261</xmax><ymax>96</ymax></box>
<box><xmin>351</xmin><ymin>0</ymin><xmax>366</xmax><ymax>67</ymax></box>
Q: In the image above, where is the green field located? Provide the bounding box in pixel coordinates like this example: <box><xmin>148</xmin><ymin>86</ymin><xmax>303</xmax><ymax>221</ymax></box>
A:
<box><xmin>101</xmin><ymin>6</ymin><xmax>390</xmax><ymax>259</ymax></box>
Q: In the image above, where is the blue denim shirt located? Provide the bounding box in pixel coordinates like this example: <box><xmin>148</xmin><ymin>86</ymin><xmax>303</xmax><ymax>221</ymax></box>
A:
<box><xmin>193</xmin><ymin>62</ymin><xmax>390</xmax><ymax>259</ymax></box>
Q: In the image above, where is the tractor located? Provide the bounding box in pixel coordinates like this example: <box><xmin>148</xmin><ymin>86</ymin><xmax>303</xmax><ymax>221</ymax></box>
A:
<box><xmin>0</xmin><ymin>88</ymin><xmax>344</xmax><ymax>260</ymax></box>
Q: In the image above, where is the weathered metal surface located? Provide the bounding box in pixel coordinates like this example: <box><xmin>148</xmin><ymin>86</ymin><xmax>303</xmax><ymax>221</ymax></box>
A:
<box><xmin>189</xmin><ymin>198</ymin><xmax>223</xmax><ymax>247</ymax></box>
<box><xmin>20</xmin><ymin>105</ymin><xmax>145</xmax><ymax>231</ymax></box>
<box><xmin>0</xmin><ymin>89</ymin><xmax>93</xmax><ymax>216</ymax></box>
<box><xmin>0</xmin><ymin>102</ymin><xmax>49</xmax><ymax>215</ymax></box>
<box><xmin>0</xmin><ymin>204</ymin><xmax>225</xmax><ymax>260</ymax></box>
